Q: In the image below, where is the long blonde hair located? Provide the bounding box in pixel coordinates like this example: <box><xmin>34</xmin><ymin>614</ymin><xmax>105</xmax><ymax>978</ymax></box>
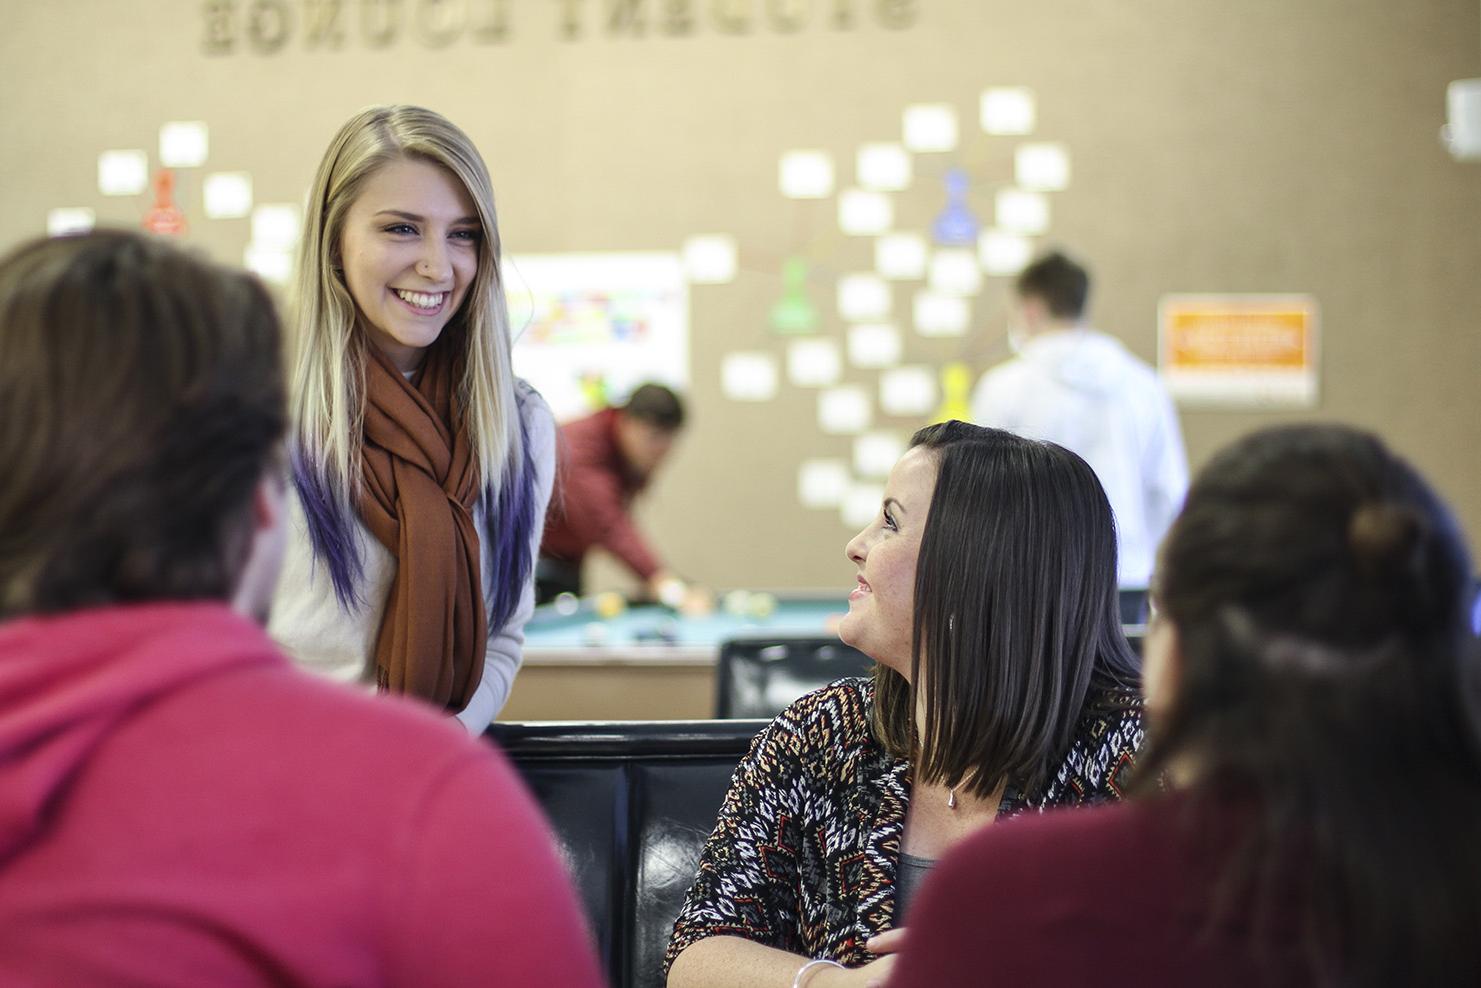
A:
<box><xmin>289</xmin><ymin>105</ymin><xmax>533</xmax><ymax>607</ymax></box>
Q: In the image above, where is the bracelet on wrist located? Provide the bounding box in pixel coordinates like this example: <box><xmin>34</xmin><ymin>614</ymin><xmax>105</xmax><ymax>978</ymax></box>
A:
<box><xmin>792</xmin><ymin>958</ymin><xmax>844</xmax><ymax>988</ymax></box>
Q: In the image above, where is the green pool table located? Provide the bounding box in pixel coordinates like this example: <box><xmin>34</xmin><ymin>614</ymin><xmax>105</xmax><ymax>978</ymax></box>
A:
<box><xmin>522</xmin><ymin>591</ymin><xmax>851</xmax><ymax>666</ymax></box>
<box><xmin>508</xmin><ymin>591</ymin><xmax>1148</xmax><ymax>720</ymax></box>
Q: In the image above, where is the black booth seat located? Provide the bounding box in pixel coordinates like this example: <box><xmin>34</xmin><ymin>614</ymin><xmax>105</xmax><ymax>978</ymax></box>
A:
<box><xmin>714</xmin><ymin>634</ymin><xmax>1143</xmax><ymax>721</ymax></box>
<box><xmin>715</xmin><ymin>638</ymin><xmax>872</xmax><ymax>719</ymax></box>
<box><xmin>492</xmin><ymin>633</ymin><xmax>1149</xmax><ymax>986</ymax></box>
<box><xmin>486</xmin><ymin>719</ymin><xmax>766</xmax><ymax>988</ymax></box>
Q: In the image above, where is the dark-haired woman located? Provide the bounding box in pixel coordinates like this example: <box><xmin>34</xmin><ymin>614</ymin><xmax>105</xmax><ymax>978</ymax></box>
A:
<box><xmin>890</xmin><ymin>424</ymin><xmax>1481</xmax><ymax>988</ymax></box>
<box><xmin>664</xmin><ymin>422</ymin><xmax>1143</xmax><ymax>988</ymax></box>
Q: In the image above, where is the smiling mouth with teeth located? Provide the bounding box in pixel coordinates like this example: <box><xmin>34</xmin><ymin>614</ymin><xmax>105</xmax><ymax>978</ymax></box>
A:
<box><xmin>394</xmin><ymin>288</ymin><xmax>446</xmax><ymax>310</ymax></box>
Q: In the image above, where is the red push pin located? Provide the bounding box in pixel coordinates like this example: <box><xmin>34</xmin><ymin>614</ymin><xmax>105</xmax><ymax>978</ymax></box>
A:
<box><xmin>143</xmin><ymin>168</ymin><xmax>187</xmax><ymax>236</ymax></box>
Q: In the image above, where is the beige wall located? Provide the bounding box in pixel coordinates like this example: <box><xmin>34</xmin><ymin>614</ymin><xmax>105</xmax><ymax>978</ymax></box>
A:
<box><xmin>4</xmin><ymin>0</ymin><xmax>1479</xmax><ymax>593</ymax></box>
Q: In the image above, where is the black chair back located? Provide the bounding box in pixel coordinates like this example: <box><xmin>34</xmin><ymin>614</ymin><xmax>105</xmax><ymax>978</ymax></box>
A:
<box><xmin>714</xmin><ymin>637</ymin><xmax>873</xmax><ymax>719</ymax></box>
<box><xmin>487</xmin><ymin>720</ymin><xmax>765</xmax><ymax>988</ymax></box>
<box><xmin>1118</xmin><ymin>587</ymin><xmax>1149</xmax><ymax>625</ymax></box>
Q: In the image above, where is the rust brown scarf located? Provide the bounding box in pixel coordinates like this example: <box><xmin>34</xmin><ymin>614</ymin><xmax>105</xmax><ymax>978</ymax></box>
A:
<box><xmin>359</xmin><ymin>343</ymin><xmax>486</xmax><ymax>710</ymax></box>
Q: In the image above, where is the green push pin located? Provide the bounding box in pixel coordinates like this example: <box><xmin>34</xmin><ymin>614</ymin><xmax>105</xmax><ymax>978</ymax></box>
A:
<box><xmin>770</xmin><ymin>257</ymin><xmax>818</xmax><ymax>335</ymax></box>
<box><xmin>579</xmin><ymin>373</ymin><xmax>608</xmax><ymax>412</ymax></box>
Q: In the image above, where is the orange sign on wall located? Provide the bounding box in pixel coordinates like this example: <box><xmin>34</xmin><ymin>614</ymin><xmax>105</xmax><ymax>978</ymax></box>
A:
<box><xmin>1159</xmin><ymin>295</ymin><xmax>1319</xmax><ymax>407</ymax></box>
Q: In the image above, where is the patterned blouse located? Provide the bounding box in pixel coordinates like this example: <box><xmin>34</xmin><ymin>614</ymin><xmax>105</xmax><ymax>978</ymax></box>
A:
<box><xmin>664</xmin><ymin>676</ymin><xmax>1143</xmax><ymax>973</ymax></box>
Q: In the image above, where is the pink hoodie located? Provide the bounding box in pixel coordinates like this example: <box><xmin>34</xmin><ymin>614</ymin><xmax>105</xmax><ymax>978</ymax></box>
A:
<box><xmin>0</xmin><ymin>602</ymin><xmax>603</xmax><ymax>987</ymax></box>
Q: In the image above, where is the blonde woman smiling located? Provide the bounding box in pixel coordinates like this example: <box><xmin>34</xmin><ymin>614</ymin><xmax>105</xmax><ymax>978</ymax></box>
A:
<box><xmin>270</xmin><ymin>106</ymin><xmax>554</xmax><ymax>732</ymax></box>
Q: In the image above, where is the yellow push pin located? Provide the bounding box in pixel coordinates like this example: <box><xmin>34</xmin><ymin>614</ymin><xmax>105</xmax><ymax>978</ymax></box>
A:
<box><xmin>933</xmin><ymin>361</ymin><xmax>973</xmax><ymax>424</ymax></box>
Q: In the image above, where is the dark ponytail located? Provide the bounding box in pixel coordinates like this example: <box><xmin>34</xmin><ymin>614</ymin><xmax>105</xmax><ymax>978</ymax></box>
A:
<box><xmin>1136</xmin><ymin>424</ymin><xmax>1481</xmax><ymax>987</ymax></box>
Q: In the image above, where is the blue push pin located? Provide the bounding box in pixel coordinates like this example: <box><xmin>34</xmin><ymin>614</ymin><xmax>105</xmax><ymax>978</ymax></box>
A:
<box><xmin>931</xmin><ymin>167</ymin><xmax>980</xmax><ymax>247</ymax></box>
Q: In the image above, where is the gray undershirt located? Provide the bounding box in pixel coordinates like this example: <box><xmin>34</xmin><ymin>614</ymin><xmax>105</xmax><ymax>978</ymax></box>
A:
<box><xmin>894</xmin><ymin>850</ymin><xmax>938</xmax><ymax>923</ymax></box>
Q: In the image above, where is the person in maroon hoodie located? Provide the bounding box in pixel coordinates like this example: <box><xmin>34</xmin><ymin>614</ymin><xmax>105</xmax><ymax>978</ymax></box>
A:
<box><xmin>0</xmin><ymin>230</ymin><xmax>605</xmax><ymax>988</ymax></box>
<box><xmin>539</xmin><ymin>383</ymin><xmax>706</xmax><ymax>609</ymax></box>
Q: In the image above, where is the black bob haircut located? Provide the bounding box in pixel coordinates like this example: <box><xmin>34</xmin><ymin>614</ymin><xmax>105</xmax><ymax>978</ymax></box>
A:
<box><xmin>872</xmin><ymin>421</ymin><xmax>1139</xmax><ymax>798</ymax></box>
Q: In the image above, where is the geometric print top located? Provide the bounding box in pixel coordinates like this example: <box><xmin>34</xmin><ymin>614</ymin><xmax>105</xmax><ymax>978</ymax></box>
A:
<box><xmin>664</xmin><ymin>676</ymin><xmax>1143</xmax><ymax>973</ymax></box>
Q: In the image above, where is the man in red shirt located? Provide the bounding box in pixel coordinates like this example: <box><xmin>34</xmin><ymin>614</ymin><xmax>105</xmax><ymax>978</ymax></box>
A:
<box><xmin>0</xmin><ymin>231</ymin><xmax>603</xmax><ymax>988</ymax></box>
<box><xmin>539</xmin><ymin>383</ymin><xmax>700</xmax><ymax>608</ymax></box>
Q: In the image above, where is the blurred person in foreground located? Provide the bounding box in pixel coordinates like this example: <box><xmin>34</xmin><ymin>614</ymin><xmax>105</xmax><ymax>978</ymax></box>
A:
<box><xmin>891</xmin><ymin>424</ymin><xmax>1481</xmax><ymax>987</ymax></box>
<box><xmin>0</xmin><ymin>231</ymin><xmax>602</xmax><ymax>988</ymax></box>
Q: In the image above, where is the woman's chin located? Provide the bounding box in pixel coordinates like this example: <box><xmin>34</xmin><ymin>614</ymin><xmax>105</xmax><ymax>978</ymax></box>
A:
<box><xmin>837</xmin><ymin>612</ymin><xmax>861</xmax><ymax>648</ymax></box>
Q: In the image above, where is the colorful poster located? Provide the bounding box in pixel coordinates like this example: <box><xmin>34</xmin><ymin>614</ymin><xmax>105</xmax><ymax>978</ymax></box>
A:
<box><xmin>506</xmin><ymin>252</ymin><xmax>688</xmax><ymax>422</ymax></box>
<box><xmin>1159</xmin><ymin>295</ymin><xmax>1319</xmax><ymax>407</ymax></box>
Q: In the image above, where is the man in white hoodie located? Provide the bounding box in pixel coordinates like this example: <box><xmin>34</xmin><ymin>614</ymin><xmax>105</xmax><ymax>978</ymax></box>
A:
<box><xmin>971</xmin><ymin>250</ymin><xmax>1188</xmax><ymax>590</ymax></box>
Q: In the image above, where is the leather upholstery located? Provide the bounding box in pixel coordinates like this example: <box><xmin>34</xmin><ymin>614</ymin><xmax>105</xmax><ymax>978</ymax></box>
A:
<box><xmin>714</xmin><ymin>631</ymin><xmax>1142</xmax><ymax>720</ymax></box>
<box><xmin>1118</xmin><ymin>588</ymin><xmax>1149</xmax><ymax>624</ymax></box>
<box><xmin>714</xmin><ymin>638</ymin><xmax>872</xmax><ymax>719</ymax></box>
<box><xmin>488</xmin><ymin>720</ymin><xmax>766</xmax><ymax>988</ymax></box>
<box><xmin>491</xmin><ymin>622</ymin><xmax>1146</xmax><ymax>985</ymax></box>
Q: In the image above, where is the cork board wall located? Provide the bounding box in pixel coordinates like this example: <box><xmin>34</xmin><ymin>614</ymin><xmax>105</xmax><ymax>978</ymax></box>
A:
<box><xmin>2</xmin><ymin>0</ymin><xmax>1478</xmax><ymax>591</ymax></box>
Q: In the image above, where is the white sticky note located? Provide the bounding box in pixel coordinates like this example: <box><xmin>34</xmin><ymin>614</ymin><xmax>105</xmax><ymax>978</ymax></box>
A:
<box><xmin>903</xmin><ymin>104</ymin><xmax>959</xmax><ymax>152</ymax></box>
<box><xmin>798</xmin><ymin>459</ymin><xmax>851</xmax><ymax>509</ymax></box>
<box><xmin>1015</xmin><ymin>143</ymin><xmax>1071</xmax><ymax>191</ymax></box>
<box><xmin>47</xmin><ymin>207</ymin><xmax>95</xmax><ymax>236</ymax></box>
<box><xmin>842</xmin><ymin>482</ymin><xmax>886</xmax><ymax>529</ymax></box>
<box><xmin>251</xmin><ymin>203</ymin><xmax>301</xmax><ymax>249</ymax></box>
<box><xmin>204</xmin><ymin>172</ymin><xmax>253</xmax><ymax>219</ymax></box>
<box><xmin>981</xmin><ymin>87</ymin><xmax>1036</xmax><ymax>135</ymax></box>
<box><xmin>856</xmin><ymin>142</ymin><xmax>912</xmax><ymax>191</ymax></box>
<box><xmin>879</xmin><ymin>365</ymin><xmax>939</xmax><ymax>416</ymax></box>
<box><xmin>779</xmin><ymin>150</ymin><xmax>835</xmax><ymax>199</ymax></box>
<box><xmin>928</xmin><ymin>248</ymin><xmax>983</xmax><ymax>296</ymax></box>
<box><xmin>159</xmin><ymin>121</ymin><xmax>209</xmax><ymax>168</ymax></box>
<box><xmin>98</xmin><ymin>149</ymin><xmax>149</xmax><ymax>196</ymax></box>
<box><xmin>838</xmin><ymin>188</ymin><xmax>893</xmax><ymax>236</ymax></box>
<box><xmin>682</xmin><ymin>235</ymin><xmax>738</xmax><ymax>284</ymax></box>
<box><xmin>995</xmin><ymin>188</ymin><xmax>1050</xmax><ymax>235</ymax></box>
<box><xmin>721</xmin><ymin>352</ymin><xmax>779</xmax><ymax>401</ymax></box>
<box><xmin>819</xmin><ymin>386</ymin><xmax>872</xmax><ymax>434</ymax></box>
<box><xmin>837</xmin><ymin>273</ymin><xmax>892</xmax><ymax>321</ymax></box>
<box><xmin>788</xmin><ymin>337</ymin><xmax>842</xmax><ymax>387</ymax></box>
<box><xmin>243</xmin><ymin>243</ymin><xmax>294</xmax><ymax>285</ymax></box>
<box><xmin>854</xmin><ymin>431</ymin><xmax>905</xmax><ymax>478</ymax></box>
<box><xmin>847</xmin><ymin>323</ymin><xmax>903</xmax><ymax>369</ymax></box>
<box><xmin>913</xmin><ymin>291</ymin><xmax>971</xmax><ymax>337</ymax></box>
<box><xmin>875</xmin><ymin>233</ymin><xmax>928</xmax><ymax>280</ymax></box>
<box><xmin>979</xmin><ymin>230</ymin><xmax>1034</xmax><ymax>275</ymax></box>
